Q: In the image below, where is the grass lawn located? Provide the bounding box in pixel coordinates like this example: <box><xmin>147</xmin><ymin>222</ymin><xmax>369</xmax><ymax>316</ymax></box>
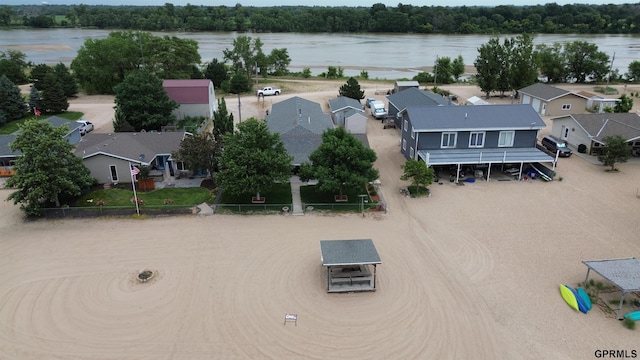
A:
<box><xmin>300</xmin><ymin>184</ymin><xmax>375</xmax><ymax>212</ymax></box>
<box><xmin>216</xmin><ymin>183</ymin><xmax>292</xmax><ymax>213</ymax></box>
<box><xmin>0</xmin><ymin>112</ymin><xmax>84</xmax><ymax>134</ymax></box>
<box><xmin>219</xmin><ymin>183</ymin><xmax>292</xmax><ymax>204</ymax></box>
<box><xmin>75</xmin><ymin>187</ymin><xmax>213</xmax><ymax>207</ymax></box>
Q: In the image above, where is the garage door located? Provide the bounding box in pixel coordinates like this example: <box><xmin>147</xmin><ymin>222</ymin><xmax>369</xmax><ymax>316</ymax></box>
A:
<box><xmin>522</xmin><ymin>94</ymin><xmax>530</xmax><ymax>104</ymax></box>
<box><xmin>531</xmin><ymin>98</ymin><xmax>541</xmax><ymax>113</ymax></box>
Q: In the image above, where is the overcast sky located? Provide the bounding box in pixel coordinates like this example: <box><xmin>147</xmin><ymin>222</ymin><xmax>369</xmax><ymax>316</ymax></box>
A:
<box><xmin>7</xmin><ymin>0</ymin><xmax>633</xmax><ymax>7</ymax></box>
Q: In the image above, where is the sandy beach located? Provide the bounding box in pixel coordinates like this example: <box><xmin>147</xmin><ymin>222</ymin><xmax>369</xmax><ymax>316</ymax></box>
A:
<box><xmin>1</xmin><ymin>81</ymin><xmax>640</xmax><ymax>359</ymax></box>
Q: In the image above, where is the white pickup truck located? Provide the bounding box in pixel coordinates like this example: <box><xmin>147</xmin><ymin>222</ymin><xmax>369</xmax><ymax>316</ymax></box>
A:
<box><xmin>256</xmin><ymin>87</ymin><xmax>281</xmax><ymax>96</ymax></box>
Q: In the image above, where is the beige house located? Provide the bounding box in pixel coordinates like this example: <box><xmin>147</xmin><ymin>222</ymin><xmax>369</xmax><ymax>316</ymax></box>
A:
<box><xmin>75</xmin><ymin>132</ymin><xmax>189</xmax><ymax>184</ymax></box>
<box><xmin>549</xmin><ymin>113</ymin><xmax>640</xmax><ymax>156</ymax></box>
<box><xmin>519</xmin><ymin>83</ymin><xmax>590</xmax><ymax>117</ymax></box>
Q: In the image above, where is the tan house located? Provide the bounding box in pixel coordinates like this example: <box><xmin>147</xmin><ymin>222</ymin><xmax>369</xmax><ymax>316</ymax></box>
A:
<box><xmin>74</xmin><ymin>132</ymin><xmax>189</xmax><ymax>184</ymax></box>
<box><xmin>519</xmin><ymin>83</ymin><xmax>590</xmax><ymax>117</ymax></box>
<box><xmin>549</xmin><ymin>113</ymin><xmax>640</xmax><ymax>156</ymax></box>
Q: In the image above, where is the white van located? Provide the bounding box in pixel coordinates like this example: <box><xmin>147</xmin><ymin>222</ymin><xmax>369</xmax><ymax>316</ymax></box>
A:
<box><xmin>370</xmin><ymin>101</ymin><xmax>387</xmax><ymax>120</ymax></box>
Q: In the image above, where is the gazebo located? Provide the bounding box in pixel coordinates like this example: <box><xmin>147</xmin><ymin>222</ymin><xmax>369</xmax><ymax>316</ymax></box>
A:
<box><xmin>320</xmin><ymin>239</ymin><xmax>381</xmax><ymax>293</ymax></box>
<box><xmin>583</xmin><ymin>257</ymin><xmax>640</xmax><ymax>319</ymax></box>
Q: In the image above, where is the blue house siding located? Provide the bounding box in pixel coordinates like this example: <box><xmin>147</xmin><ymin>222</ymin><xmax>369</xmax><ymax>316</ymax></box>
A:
<box><xmin>400</xmin><ymin>105</ymin><xmax>549</xmax><ymax>164</ymax></box>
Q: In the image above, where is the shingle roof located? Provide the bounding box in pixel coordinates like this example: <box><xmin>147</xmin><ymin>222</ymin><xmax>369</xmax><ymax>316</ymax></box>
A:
<box><xmin>320</xmin><ymin>239</ymin><xmax>381</xmax><ymax>266</ymax></box>
<box><xmin>328</xmin><ymin>96</ymin><xmax>364</xmax><ymax>113</ymax></box>
<box><xmin>46</xmin><ymin>116</ymin><xmax>81</xmax><ymax>135</ymax></box>
<box><xmin>0</xmin><ymin>134</ymin><xmax>19</xmax><ymax>157</ymax></box>
<box><xmin>74</xmin><ymin>131</ymin><xmax>187</xmax><ymax>164</ymax></box>
<box><xmin>518</xmin><ymin>83</ymin><xmax>572</xmax><ymax>101</ymax></box>
<box><xmin>407</xmin><ymin>104</ymin><xmax>546</xmax><ymax>132</ymax></box>
<box><xmin>565</xmin><ymin>113</ymin><xmax>640</xmax><ymax>142</ymax></box>
<box><xmin>266</xmin><ymin>96</ymin><xmax>334</xmax><ymax>165</ymax></box>
<box><xmin>162</xmin><ymin>79</ymin><xmax>212</xmax><ymax>104</ymax></box>
<box><xmin>386</xmin><ymin>87</ymin><xmax>449</xmax><ymax>111</ymax></box>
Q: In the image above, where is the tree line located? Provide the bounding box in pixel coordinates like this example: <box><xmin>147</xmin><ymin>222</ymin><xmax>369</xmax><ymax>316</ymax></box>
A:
<box><xmin>2</xmin><ymin>3</ymin><xmax>640</xmax><ymax>34</ymax></box>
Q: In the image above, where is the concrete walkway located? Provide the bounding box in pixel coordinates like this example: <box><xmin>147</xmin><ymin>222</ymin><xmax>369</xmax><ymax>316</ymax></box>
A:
<box><xmin>290</xmin><ymin>176</ymin><xmax>304</xmax><ymax>215</ymax></box>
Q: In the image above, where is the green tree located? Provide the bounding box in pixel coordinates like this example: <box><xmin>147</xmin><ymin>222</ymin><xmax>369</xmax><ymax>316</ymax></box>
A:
<box><xmin>0</xmin><ymin>6</ymin><xmax>17</xmax><ymax>26</ymax></box>
<box><xmin>39</xmin><ymin>72</ymin><xmax>69</xmax><ymax>114</ymax></box>
<box><xmin>0</xmin><ymin>50</ymin><xmax>29</xmax><ymax>85</ymax></box>
<box><xmin>228</xmin><ymin>72</ymin><xmax>251</xmax><ymax>94</ymax></box>
<box><xmin>302</xmin><ymin>68</ymin><xmax>312</xmax><ymax>78</ymax></box>
<box><xmin>144</xmin><ymin>35</ymin><xmax>201</xmax><ymax>80</ymax></box>
<box><xmin>535</xmin><ymin>43</ymin><xmax>566</xmax><ymax>83</ymax></box>
<box><xmin>213</xmin><ymin>97</ymin><xmax>234</xmax><ymax>140</ymax></box>
<box><xmin>339</xmin><ymin>77</ymin><xmax>365</xmax><ymax>101</ymax></box>
<box><xmin>28</xmin><ymin>85</ymin><xmax>42</xmax><ymax>114</ymax></box>
<box><xmin>597</xmin><ymin>135</ymin><xmax>631</xmax><ymax>171</ymax></box>
<box><xmin>509</xmin><ymin>34</ymin><xmax>538</xmax><ymax>94</ymax></box>
<box><xmin>30</xmin><ymin>63</ymin><xmax>51</xmax><ymax>85</ymax></box>
<box><xmin>71</xmin><ymin>31</ymin><xmax>141</xmax><ymax>94</ymax></box>
<box><xmin>223</xmin><ymin>35</ymin><xmax>265</xmax><ymax>81</ymax></box>
<box><xmin>72</xmin><ymin>31</ymin><xmax>201</xmax><ymax>94</ymax></box>
<box><xmin>434</xmin><ymin>56</ymin><xmax>453</xmax><ymax>84</ymax></box>
<box><xmin>268</xmin><ymin>48</ymin><xmax>291</xmax><ymax>76</ymax></box>
<box><xmin>0</xmin><ymin>75</ymin><xmax>27</xmax><ymax>123</ymax></box>
<box><xmin>113</xmin><ymin>69</ymin><xmax>178</xmax><ymax>132</ymax></box>
<box><xmin>626</xmin><ymin>61</ymin><xmax>640</xmax><ymax>83</ymax></box>
<box><xmin>5</xmin><ymin>119</ymin><xmax>95</xmax><ymax>216</ymax></box>
<box><xmin>564</xmin><ymin>41</ymin><xmax>609</xmax><ymax>83</ymax></box>
<box><xmin>614</xmin><ymin>94</ymin><xmax>633</xmax><ymax>113</ymax></box>
<box><xmin>216</xmin><ymin>118</ymin><xmax>292</xmax><ymax>200</ymax></box>
<box><xmin>298</xmin><ymin>127</ymin><xmax>379</xmax><ymax>197</ymax></box>
<box><xmin>204</xmin><ymin>58</ymin><xmax>229</xmax><ymax>89</ymax></box>
<box><xmin>474</xmin><ymin>38</ymin><xmax>502</xmax><ymax>98</ymax></box>
<box><xmin>173</xmin><ymin>132</ymin><xmax>219</xmax><ymax>178</ymax></box>
<box><xmin>451</xmin><ymin>55</ymin><xmax>465</xmax><ymax>81</ymax></box>
<box><xmin>52</xmin><ymin>63</ymin><xmax>78</xmax><ymax>98</ymax></box>
<box><xmin>400</xmin><ymin>159</ymin><xmax>435</xmax><ymax>191</ymax></box>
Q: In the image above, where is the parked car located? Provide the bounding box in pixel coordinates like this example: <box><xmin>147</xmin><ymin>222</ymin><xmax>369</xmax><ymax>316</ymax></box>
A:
<box><xmin>77</xmin><ymin>120</ymin><xmax>94</xmax><ymax>135</ymax></box>
<box><xmin>256</xmin><ymin>87</ymin><xmax>281</xmax><ymax>96</ymax></box>
<box><xmin>365</xmin><ymin>98</ymin><xmax>376</xmax><ymax>108</ymax></box>
<box><xmin>370</xmin><ymin>101</ymin><xmax>387</xmax><ymax>120</ymax></box>
<box><xmin>541</xmin><ymin>135</ymin><xmax>572</xmax><ymax>157</ymax></box>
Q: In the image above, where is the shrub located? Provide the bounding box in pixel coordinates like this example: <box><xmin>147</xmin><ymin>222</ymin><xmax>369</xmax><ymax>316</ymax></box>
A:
<box><xmin>623</xmin><ymin>318</ymin><xmax>636</xmax><ymax>330</ymax></box>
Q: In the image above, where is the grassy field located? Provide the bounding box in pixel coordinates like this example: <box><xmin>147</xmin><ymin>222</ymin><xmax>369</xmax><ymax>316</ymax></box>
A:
<box><xmin>0</xmin><ymin>112</ymin><xmax>84</xmax><ymax>134</ymax></box>
<box><xmin>75</xmin><ymin>187</ymin><xmax>213</xmax><ymax>207</ymax></box>
<box><xmin>300</xmin><ymin>184</ymin><xmax>375</xmax><ymax>212</ymax></box>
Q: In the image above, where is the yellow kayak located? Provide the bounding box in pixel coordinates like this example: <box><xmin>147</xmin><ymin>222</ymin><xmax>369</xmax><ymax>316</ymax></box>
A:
<box><xmin>560</xmin><ymin>284</ymin><xmax>579</xmax><ymax>311</ymax></box>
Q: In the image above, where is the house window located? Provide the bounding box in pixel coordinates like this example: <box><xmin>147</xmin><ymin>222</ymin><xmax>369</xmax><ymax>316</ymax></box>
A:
<box><xmin>411</xmin><ymin>130</ymin><xmax>415</xmax><ymax>139</ymax></box>
<box><xmin>498</xmin><ymin>131</ymin><xmax>515</xmax><ymax>147</ymax></box>
<box><xmin>402</xmin><ymin>139</ymin><xmax>406</xmax><ymax>151</ymax></box>
<box><xmin>469</xmin><ymin>131</ymin><xmax>485</xmax><ymax>148</ymax></box>
<box><xmin>562</xmin><ymin>104</ymin><xmax>571</xmax><ymax>110</ymax></box>
<box><xmin>403</xmin><ymin>119</ymin><xmax>408</xmax><ymax>132</ymax></box>
<box><xmin>176</xmin><ymin>161</ymin><xmax>186</xmax><ymax>171</ymax></box>
<box><xmin>410</xmin><ymin>147</ymin><xmax>414</xmax><ymax>158</ymax></box>
<box><xmin>441</xmin><ymin>132</ymin><xmax>457</xmax><ymax>148</ymax></box>
<box><xmin>109</xmin><ymin>165</ymin><xmax>118</xmax><ymax>182</ymax></box>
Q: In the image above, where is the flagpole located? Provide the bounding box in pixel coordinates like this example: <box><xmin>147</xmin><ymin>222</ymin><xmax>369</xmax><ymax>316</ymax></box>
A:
<box><xmin>129</xmin><ymin>162</ymin><xmax>140</xmax><ymax>216</ymax></box>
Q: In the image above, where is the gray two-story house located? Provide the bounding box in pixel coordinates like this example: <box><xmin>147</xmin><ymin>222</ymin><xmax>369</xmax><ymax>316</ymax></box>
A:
<box><xmin>399</xmin><ymin>104</ymin><xmax>555</xmax><ymax>181</ymax></box>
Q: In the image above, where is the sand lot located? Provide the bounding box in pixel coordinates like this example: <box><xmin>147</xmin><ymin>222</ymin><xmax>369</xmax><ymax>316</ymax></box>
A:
<box><xmin>2</xmin><ymin>82</ymin><xmax>640</xmax><ymax>359</ymax></box>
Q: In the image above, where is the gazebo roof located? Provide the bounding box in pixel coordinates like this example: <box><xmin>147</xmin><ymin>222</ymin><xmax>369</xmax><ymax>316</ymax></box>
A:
<box><xmin>320</xmin><ymin>239</ymin><xmax>381</xmax><ymax>266</ymax></box>
<box><xmin>583</xmin><ymin>257</ymin><xmax>640</xmax><ymax>292</ymax></box>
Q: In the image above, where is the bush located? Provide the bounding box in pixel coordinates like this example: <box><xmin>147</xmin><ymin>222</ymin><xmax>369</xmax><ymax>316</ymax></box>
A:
<box><xmin>623</xmin><ymin>318</ymin><xmax>636</xmax><ymax>330</ymax></box>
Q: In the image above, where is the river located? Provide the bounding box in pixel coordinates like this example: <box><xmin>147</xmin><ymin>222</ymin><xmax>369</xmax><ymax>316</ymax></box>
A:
<box><xmin>0</xmin><ymin>29</ymin><xmax>638</xmax><ymax>79</ymax></box>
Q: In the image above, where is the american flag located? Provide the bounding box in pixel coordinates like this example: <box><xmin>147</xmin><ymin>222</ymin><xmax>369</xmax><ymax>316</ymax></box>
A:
<box><xmin>131</xmin><ymin>165</ymin><xmax>140</xmax><ymax>176</ymax></box>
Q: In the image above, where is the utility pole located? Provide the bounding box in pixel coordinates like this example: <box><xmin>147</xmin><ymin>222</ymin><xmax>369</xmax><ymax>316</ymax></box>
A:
<box><xmin>433</xmin><ymin>54</ymin><xmax>438</xmax><ymax>88</ymax></box>
<box><xmin>605</xmin><ymin>52</ymin><xmax>615</xmax><ymax>91</ymax></box>
<box><xmin>237</xmin><ymin>93</ymin><xmax>242</xmax><ymax>122</ymax></box>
